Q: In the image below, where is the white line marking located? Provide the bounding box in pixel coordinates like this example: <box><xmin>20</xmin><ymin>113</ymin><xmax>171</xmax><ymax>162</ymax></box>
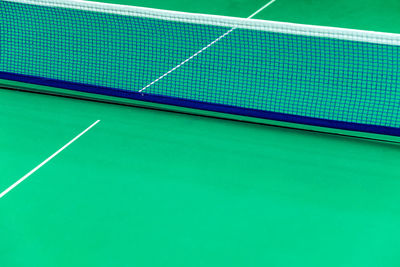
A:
<box><xmin>0</xmin><ymin>120</ymin><xmax>100</xmax><ymax>199</ymax></box>
<box><xmin>138</xmin><ymin>0</ymin><xmax>277</xmax><ymax>93</ymax></box>
<box><xmin>247</xmin><ymin>0</ymin><xmax>277</xmax><ymax>19</ymax></box>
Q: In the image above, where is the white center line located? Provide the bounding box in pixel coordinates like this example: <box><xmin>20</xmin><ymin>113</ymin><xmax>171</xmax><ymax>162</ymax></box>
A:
<box><xmin>138</xmin><ymin>0</ymin><xmax>277</xmax><ymax>93</ymax></box>
<box><xmin>0</xmin><ymin>119</ymin><xmax>101</xmax><ymax>199</ymax></box>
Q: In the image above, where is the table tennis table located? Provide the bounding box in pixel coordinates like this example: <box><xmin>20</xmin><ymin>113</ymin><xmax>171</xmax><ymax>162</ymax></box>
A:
<box><xmin>1</xmin><ymin>0</ymin><xmax>400</xmax><ymax>266</ymax></box>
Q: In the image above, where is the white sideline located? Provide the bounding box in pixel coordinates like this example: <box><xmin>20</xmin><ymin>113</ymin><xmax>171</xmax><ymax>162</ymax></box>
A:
<box><xmin>0</xmin><ymin>120</ymin><xmax>100</xmax><ymax>199</ymax></box>
<box><xmin>138</xmin><ymin>0</ymin><xmax>277</xmax><ymax>93</ymax></box>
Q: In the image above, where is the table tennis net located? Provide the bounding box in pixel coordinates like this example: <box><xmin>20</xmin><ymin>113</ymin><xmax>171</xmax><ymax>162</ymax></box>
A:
<box><xmin>2</xmin><ymin>0</ymin><xmax>400</xmax><ymax>136</ymax></box>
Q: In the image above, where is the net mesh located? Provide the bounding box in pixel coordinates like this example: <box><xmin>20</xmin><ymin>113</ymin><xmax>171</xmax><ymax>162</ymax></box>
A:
<box><xmin>2</xmin><ymin>0</ymin><xmax>400</xmax><ymax>134</ymax></box>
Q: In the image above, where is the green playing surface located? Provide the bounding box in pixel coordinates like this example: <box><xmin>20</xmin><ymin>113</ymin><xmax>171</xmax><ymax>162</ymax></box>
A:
<box><xmin>1</xmin><ymin>1</ymin><xmax>400</xmax><ymax>266</ymax></box>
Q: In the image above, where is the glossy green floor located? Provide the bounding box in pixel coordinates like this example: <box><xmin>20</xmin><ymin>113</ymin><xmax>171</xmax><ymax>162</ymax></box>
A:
<box><xmin>1</xmin><ymin>0</ymin><xmax>400</xmax><ymax>266</ymax></box>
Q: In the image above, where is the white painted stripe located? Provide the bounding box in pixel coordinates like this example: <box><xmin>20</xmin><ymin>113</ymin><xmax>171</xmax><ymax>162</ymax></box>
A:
<box><xmin>6</xmin><ymin>0</ymin><xmax>400</xmax><ymax>45</ymax></box>
<box><xmin>0</xmin><ymin>120</ymin><xmax>100</xmax><ymax>199</ymax></box>
<box><xmin>247</xmin><ymin>0</ymin><xmax>276</xmax><ymax>19</ymax></box>
<box><xmin>139</xmin><ymin>28</ymin><xmax>235</xmax><ymax>93</ymax></box>
<box><xmin>139</xmin><ymin>0</ymin><xmax>276</xmax><ymax>92</ymax></box>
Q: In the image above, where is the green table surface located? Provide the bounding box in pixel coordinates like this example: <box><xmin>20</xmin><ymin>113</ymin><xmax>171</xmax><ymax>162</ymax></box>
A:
<box><xmin>1</xmin><ymin>0</ymin><xmax>400</xmax><ymax>266</ymax></box>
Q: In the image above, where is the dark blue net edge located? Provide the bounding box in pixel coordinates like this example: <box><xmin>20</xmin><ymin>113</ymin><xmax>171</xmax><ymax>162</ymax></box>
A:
<box><xmin>1</xmin><ymin>71</ymin><xmax>399</xmax><ymax>137</ymax></box>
